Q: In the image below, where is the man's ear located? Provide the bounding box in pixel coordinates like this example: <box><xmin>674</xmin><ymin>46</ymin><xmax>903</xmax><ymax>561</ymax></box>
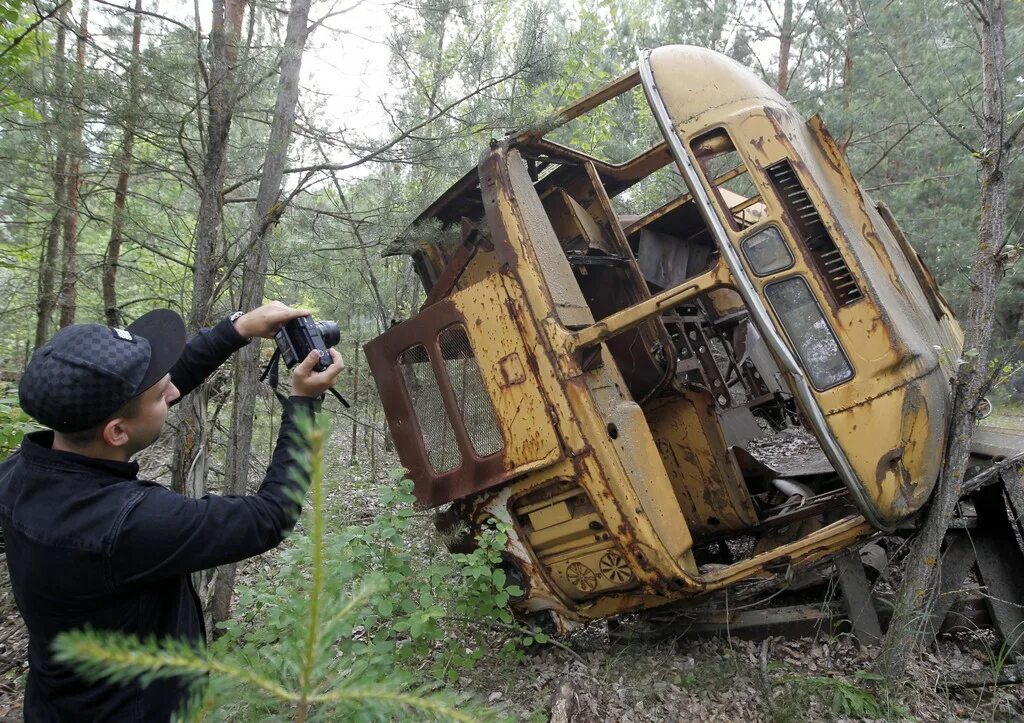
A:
<box><xmin>102</xmin><ymin>417</ymin><xmax>131</xmax><ymax>448</ymax></box>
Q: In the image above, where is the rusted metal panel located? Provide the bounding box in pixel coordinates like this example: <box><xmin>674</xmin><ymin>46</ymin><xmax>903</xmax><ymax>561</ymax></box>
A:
<box><xmin>366</xmin><ymin>43</ymin><xmax>976</xmax><ymax>632</ymax></box>
<box><xmin>1001</xmin><ymin>463</ymin><xmax>1024</xmax><ymax>531</ymax></box>
<box><xmin>364</xmin><ymin>288</ymin><xmax>563</xmax><ymax>507</ymax></box>
<box><xmin>645</xmin><ymin>390</ymin><xmax>758</xmax><ymax>536</ymax></box>
<box><xmin>420</xmin><ymin>220</ymin><xmax>484</xmax><ymax>308</ymax></box>
<box><xmin>973</xmin><ymin>426</ymin><xmax>1024</xmax><ymax>460</ymax></box>
<box><xmin>511</xmin><ymin>70</ymin><xmax>642</xmax><ymax>146</ymax></box>
<box><xmin>364</xmin><ymin>301</ymin><xmax>501</xmax><ymax>506</ymax></box>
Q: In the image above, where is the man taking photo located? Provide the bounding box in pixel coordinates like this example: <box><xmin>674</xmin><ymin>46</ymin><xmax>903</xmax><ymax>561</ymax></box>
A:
<box><xmin>0</xmin><ymin>302</ymin><xmax>345</xmax><ymax>721</ymax></box>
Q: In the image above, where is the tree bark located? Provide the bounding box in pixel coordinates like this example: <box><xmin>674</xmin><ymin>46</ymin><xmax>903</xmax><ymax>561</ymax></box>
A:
<box><xmin>102</xmin><ymin>0</ymin><xmax>143</xmax><ymax>327</ymax></box>
<box><xmin>876</xmin><ymin>0</ymin><xmax>1010</xmax><ymax>682</ymax></box>
<box><xmin>209</xmin><ymin>0</ymin><xmax>312</xmax><ymax>631</ymax></box>
<box><xmin>171</xmin><ymin>0</ymin><xmax>246</xmax><ymax>498</ymax></box>
<box><xmin>35</xmin><ymin>5</ymin><xmax>69</xmax><ymax>348</ymax></box>
<box><xmin>57</xmin><ymin>0</ymin><xmax>88</xmax><ymax>329</ymax></box>
<box><xmin>776</xmin><ymin>0</ymin><xmax>793</xmax><ymax>95</ymax></box>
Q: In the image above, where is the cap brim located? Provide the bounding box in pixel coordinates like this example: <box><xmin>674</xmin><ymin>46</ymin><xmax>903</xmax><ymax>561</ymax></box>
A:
<box><xmin>127</xmin><ymin>309</ymin><xmax>186</xmax><ymax>393</ymax></box>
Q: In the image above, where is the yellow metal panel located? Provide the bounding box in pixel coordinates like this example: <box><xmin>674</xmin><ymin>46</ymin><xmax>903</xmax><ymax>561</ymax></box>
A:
<box><xmin>547</xmin><ymin>546</ymin><xmax>637</xmax><ymax>601</ymax></box>
<box><xmin>449</xmin><ymin>273</ymin><xmax>563</xmax><ymax>477</ymax></box>
<box><xmin>645</xmin><ymin>391</ymin><xmax>759</xmax><ymax>536</ymax></box>
<box><xmin>528</xmin><ymin>502</ymin><xmax>572</xmax><ymax>531</ymax></box>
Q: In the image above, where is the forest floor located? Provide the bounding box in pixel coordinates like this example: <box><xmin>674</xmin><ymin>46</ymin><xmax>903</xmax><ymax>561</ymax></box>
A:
<box><xmin>1</xmin><ymin>405</ymin><xmax>1022</xmax><ymax>721</ymax></box>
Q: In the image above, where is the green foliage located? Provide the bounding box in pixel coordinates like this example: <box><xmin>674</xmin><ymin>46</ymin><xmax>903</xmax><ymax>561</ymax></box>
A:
<box><xmin>218</xmin><ymin>468</ymin><xmax>534</xmax><ymax>688</ymax></box>
<box><xmin>783</xmin><ymin>670</ymin><xmax>910</xmax><ymax>720</ymax></box>
<box><xmin>1</xmin><ymin>2</ymin><xmax>36</xmax><ymax>70</ymax></box>
<box><xmin>0</xmin><ymin>384</ymin><xmax>37</xmax><ymax>457</ymax></box>
<box><xmin>53</xmin><ymin>413</ymin><xmax>526</xmax><ymax>720</ymax></box>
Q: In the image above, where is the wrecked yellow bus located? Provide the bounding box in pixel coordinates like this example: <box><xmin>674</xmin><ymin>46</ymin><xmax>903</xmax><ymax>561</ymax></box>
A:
<box><xmin>365</xmin><ymin>45</ymin><xmax>966</xmax><ymax>632</ymax></box>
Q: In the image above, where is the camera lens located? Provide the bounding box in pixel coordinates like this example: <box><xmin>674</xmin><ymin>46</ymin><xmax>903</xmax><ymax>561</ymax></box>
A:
<box><xmin>315</xmin><ymin>320</ymin><xmax>340</xmax><ymax>348</ymax></box>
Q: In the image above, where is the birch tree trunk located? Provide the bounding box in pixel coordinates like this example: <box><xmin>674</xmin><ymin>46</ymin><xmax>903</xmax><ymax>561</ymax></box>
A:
<box><xmin>35</xmin><ymin>5</ymin><xmax>69</xmax><ymax>348</ymax></box>
<box><xmin>876</xmin><ymin>0</ymin><xmax>1011</xmax><ymax>682</ymax></box>
<box><xmin>210</xmin><ymin>0</ymin><xmax>312</xmax><ymax>630</ymax></box>
<box><xmin>102</xmin><ymin>0</ymin><xmax>143</xmax><ymax>327</ymax></box>
<box><xmin>171</xmin><ymin>0</ymin><xmax>245</xmax><ymax>498</ymax></box>
<box><xmin>57</xmin><ymin>0</ymin><xmax>88</xmax><ymax>329</ymax></box>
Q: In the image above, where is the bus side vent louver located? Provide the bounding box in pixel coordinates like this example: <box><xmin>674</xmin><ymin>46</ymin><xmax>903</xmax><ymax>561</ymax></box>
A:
<box><xmin>767</xmin><ymin>161</ymin><xmax>862</xmax><ymax>306</ymax></box>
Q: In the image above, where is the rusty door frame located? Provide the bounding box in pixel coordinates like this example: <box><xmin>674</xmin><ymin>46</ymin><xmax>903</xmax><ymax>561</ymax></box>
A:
<box><xmin>364</xmin><ymin>299</ymin><xmax>512</xmax><ymax>506</ymax></box>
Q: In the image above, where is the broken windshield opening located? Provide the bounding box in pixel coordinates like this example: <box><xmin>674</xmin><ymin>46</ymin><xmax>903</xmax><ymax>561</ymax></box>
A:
<box><xmin>691</xmin><ymin>128</ymin><xmax>765</xmax><ymax>231</ymax></box>
<box><xmin>543</xmin><ymin>83</ymin><xmax>664</xmax><ymax>166</ymax></box>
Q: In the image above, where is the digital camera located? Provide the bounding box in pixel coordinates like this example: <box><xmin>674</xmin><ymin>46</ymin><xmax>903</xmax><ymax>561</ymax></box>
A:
<box><xmin>274</xmin><ymin>316</ymin><xmax>340</xmax><ymax>372</ymax></box>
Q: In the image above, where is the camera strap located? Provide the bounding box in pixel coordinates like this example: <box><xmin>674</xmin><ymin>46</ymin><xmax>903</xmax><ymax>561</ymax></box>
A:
<box><xmin>260</xmin><ymin>347</ymin><xmax>350</xmax><ymax>409</ymax></box>
<box><xmin>259</xmin><ymin>348</ymin><xmax>289</xmax><ymax>406</ymax></box>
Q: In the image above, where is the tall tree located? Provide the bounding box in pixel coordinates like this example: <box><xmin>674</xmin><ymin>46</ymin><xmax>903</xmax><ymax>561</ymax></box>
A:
<box><xmin>34</xmin><ymin>2</ymin><xmax>69</xmax><ymax>347</ymax></box>
<box><xmin>876</xmin><ymin>0</ymin><xmax>1019</xmax><ymax>680</ymax></box>
<box><xmin>774</xmin><ymin>0</ymin><xmax>794</xmax><ymax>94</ymax></box>
<box><xmin>102</xmin><ymin>0</ymin><xmax>143</xmax><ymax>327</ymax></box>
<box><xmin>171</xmin><ymin>0</ymin><xmax>246</xmax><ymax>498</ymax></box>
<box><xmin>57</xmin><ymin>0</ymin><xmax>87</xmax><ymax>328</ymax></box>
<box><xmin>211</xmin><ymin>0</ymin><xmax>313</xmax><ymax>629</ymax></box>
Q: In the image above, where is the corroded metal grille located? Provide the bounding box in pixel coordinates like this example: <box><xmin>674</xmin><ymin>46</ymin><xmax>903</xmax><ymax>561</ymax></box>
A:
<box><xmin>439</xmin><ymin>325</ymin><xmax>504</xmax><ymax>457</ymax></box>
<box><xmin>398</xmin><ymin>344</ymin><xmax>461</xmax><ymax>474</ymax></box>
<box><xmin>767</xmin><ymin>161</ymin><xmax>863</xmax><ymax>306</ymax></box>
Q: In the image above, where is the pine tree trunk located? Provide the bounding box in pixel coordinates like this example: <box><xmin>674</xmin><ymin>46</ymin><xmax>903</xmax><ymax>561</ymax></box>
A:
<box><xmin>103</xmin><ymin>0</ymin><xmax>143</xmax><ymax>327</ymax></box>
<box><xmin>58</xmin><ymin>0</ymin><xmax>89</xmax><ymax>329</ymax></box>
<box><xmin>171</xmin><ymin>0</ymin><xmax>246</xmax><ymax>497</ymax></box>
<box><xmin>210</xmin><ymin>0</ymin><xmax>312</xmax><ymax>631</ymax></box>
<box><xmin>777</xmin><ymin>0</ymin><xmax>793</xmax><ymax>95</ymax></box>
<box><xmin>876</xmin><ymin>0</ymin><xmax>1009</xmax><ymax>682</ymax></box>
<box><xmin>35</xmin><ymin>7</ymin><xmax>69</xmax><ymax>348</ymax></box>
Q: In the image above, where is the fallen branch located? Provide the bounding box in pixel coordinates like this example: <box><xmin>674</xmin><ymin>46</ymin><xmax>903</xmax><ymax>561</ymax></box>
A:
<box><xmin>444</xmin><ymin>615</ymin><xmax>586</xmax><ymax>664</ymax></box>
<box><xmin>960</xmin><ymin>451</ymin><xmax>1024</xmax><ymax>498</ymax></box>
<box><xmin>938</xmin><ymin>656</ymin><xmax>1024</xmax><ymax>690</ymax></box>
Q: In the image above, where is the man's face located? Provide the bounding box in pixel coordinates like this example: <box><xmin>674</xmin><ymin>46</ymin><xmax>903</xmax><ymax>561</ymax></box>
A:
<box><xmin>121</xmin><ymin>374</ymin><xmax>180</xmax><ymax>454</ymax></box>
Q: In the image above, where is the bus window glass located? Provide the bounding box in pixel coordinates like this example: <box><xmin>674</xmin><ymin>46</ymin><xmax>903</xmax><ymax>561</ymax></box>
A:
<box><xmin>741</xmin><ymin>226</ymin><xmax>793</xmax><ymax>276</ymax></box>
<box><xmin>765</xmin><ymin>277</ymin><xmax>853</xmax><ymax>390</ymax></box>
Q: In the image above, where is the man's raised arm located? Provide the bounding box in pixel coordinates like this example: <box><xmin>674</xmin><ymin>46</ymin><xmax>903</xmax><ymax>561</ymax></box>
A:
<box><xmin>170</xmin><ymin>302</ymin><xmax>309</xmax><ymax>401</ymax></box>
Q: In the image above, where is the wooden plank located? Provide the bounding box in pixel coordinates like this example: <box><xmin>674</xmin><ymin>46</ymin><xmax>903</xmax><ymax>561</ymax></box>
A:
<box><xmin>659</xmin><ymin>604</ymin><xmax>830</xmax><ymax>641</ymax></box>
<box><xmin>836</xmin><ymin>549</ymin><xmax>882</xmax><ymax>645</ymax></box>
<box><xmin>971</xmin><ymin>484</ymin><xmax>1024</xmax><ymax>657</ymax></box>
<box><xmin>923</xmin><ymin>531</ymin><xmax>977</xmax><ymax>644</ymax></box>
<box><xmin>1000</xmin><ymin>463</ymin><xmax>1024</xmax><ymax>533</ymax></box>
<box><xmin>615</xmin><ymin>597</ymin><xmax>993</xmax><ymax>643</ymax></box>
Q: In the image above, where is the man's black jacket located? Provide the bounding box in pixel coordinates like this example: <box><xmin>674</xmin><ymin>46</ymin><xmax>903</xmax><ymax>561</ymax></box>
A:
<box><xmin>0</xmin><ymin>317</ymin><xmax>315</xmax><ymax>722</ymax></box>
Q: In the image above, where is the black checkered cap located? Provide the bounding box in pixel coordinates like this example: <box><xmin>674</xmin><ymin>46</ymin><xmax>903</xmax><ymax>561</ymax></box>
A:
<box><xmin>19</xmin><ymin>309</ymin><xmax>186</xmax><ymax>434</ymax></box>
<box><xmin>20</xmin><ymin>325</ymin><xmax>151</xmax><ymax>433</ymax></box>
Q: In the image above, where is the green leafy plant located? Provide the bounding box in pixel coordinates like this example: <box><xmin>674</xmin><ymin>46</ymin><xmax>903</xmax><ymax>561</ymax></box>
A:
<box><xmin>784</xmin><ymin>670</ymin><xmax>909</xmax><ymax>720</ymax></box>
<box><xmin>54</xmin><ymin>412</ymin><xmax>507</xmax><ymax>721</ymax></box>
<box><xmin>218</xmin><ymin>469</ymin><xmax>537</xmax><ymax>687</ymax></box>
<box><xmin>0</xmin><ymin>385</ymin><xmax>38</xmax><ymax>457</ymax></box>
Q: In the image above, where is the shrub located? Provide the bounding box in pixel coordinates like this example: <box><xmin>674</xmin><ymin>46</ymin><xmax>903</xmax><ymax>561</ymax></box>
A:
<box><xmin>0</xmin><ymin>384</ymin><xmax>37</xmax><ymax>457</ymax></box>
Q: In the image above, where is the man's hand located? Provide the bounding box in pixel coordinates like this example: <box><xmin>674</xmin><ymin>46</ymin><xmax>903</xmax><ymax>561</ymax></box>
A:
<box><xmin>233</xmin><ymin>301</ymin><xmax>308</xmax><ymax>339</ymax></box>
<box><xmin>291</xmin><ymin>349</ymin><xmax>346</xmax><ymax>398</ymax></box>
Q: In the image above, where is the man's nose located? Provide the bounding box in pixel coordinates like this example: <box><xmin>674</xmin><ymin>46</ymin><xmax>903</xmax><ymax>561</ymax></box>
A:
<box><xmin>168</xmin><ymin>383</ymin><xmax>181</xmax><ymax>403</ymax></box>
